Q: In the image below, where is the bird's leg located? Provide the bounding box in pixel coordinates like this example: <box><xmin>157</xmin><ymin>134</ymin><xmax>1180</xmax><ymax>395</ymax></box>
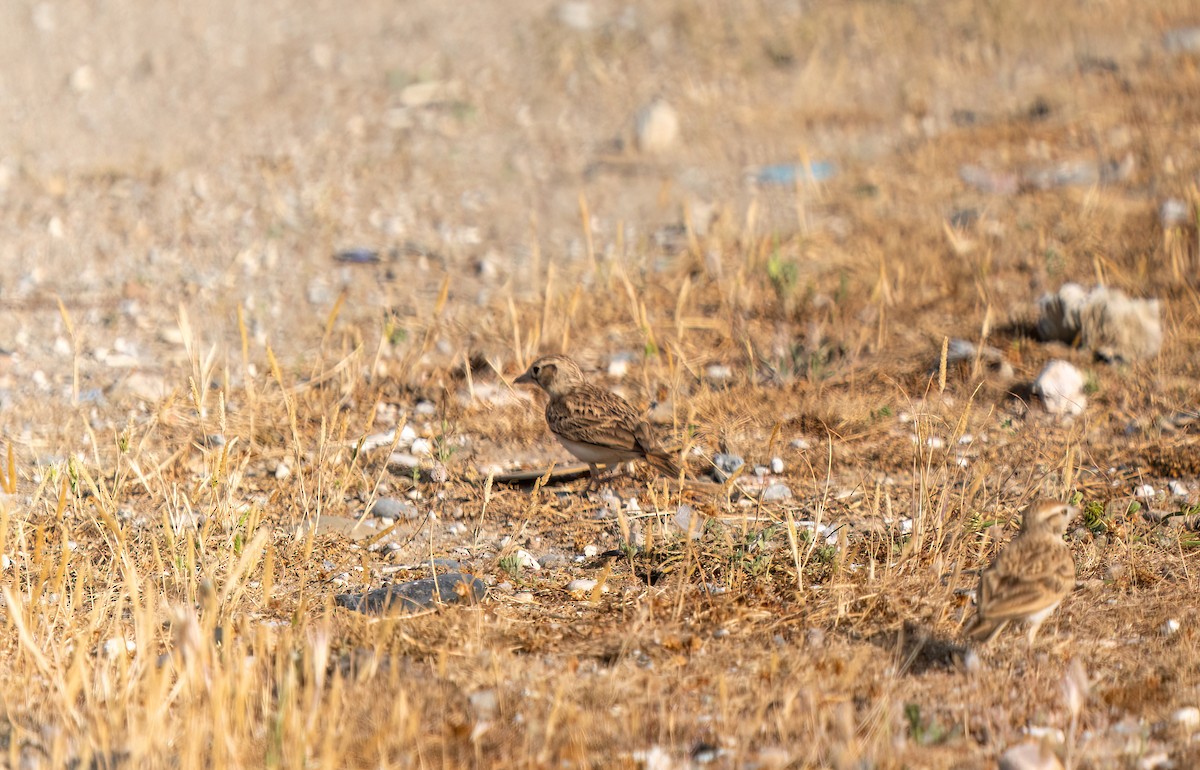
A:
<box><xmin>585</xmin><ymin>464</ymin><xmax>601</xmax><ymax>492</ymax></box>
<box><xmin>1026</xmin><ymin>618</ymin><xmax>1044</xmax><ymax>648</ymax></box>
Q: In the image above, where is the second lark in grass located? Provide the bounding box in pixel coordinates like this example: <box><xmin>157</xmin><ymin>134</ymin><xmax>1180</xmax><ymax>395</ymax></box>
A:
<box><xmin>964</xmin><ymin>499</ymin><xmax>1078</xmax><ymax>647</ymax></box>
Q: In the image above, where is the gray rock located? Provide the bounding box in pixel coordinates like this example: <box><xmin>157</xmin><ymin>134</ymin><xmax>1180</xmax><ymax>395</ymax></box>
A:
<box><xmin>711</xmin><ymin>452</ymin><xmax>744</xmax><ymax>482</ymax></box>
<box><xmin>538</xmin><ymin>552</ymin><xmax>571</xmax><ymax>569</ymax></box>
<box><xmin>1165</xmin><ymin>26</ymin><xmax>1200</xmax><ymax>53</ymax></box>
<box><xmin>761</xmin><ymin>483</ymin><xmax>793</xmax><ymax>501</ymax></box>
<box><xmin>369</xmin><ymin>498</ymin><xmax>420</xmax><ymax>521</ymax></box>
<box><xmin>388</xmin><ymin>452</ymin><xmax>422</xmax><ymax>470</ymax></box>
<box><xmin>1036</xmin><ymin>283</ymin><xmax>1162</xmax><ymax>362</ymax></box>
<box><xmin>336</xmin><ymin>573</ymin><xmax>486</xmax><ymax>614</ymax></box>
<box><xmin>421</xmin><ymin>558</ymin><xmax>464</xmax><ymax>572</ymax></box>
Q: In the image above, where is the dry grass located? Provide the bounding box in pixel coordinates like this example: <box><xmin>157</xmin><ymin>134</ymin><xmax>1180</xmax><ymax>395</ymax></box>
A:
<box><xmin>1</xmin><ymin>0</ymin><xmax>1200</xmax><ymax>768</ymax></box>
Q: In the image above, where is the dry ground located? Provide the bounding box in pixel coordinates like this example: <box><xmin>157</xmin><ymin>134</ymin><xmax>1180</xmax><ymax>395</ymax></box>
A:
<box><xmin>0</xmin><ymin>0</ymin><xmax>1199</xmax><ymax>767</ymax></box>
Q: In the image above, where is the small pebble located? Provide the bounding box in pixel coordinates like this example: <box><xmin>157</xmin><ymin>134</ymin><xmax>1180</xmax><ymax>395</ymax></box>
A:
<box><xmin>333</xmin><ymin>248</ymin><xmax>380</xmax><ymax>264</ymax></box>
<box><xmin>514</xmin><ymin>549</ymin><xmax>541</xmax><ymax>570</ymax></box>
<box><xmin>1160</xmin><ymin>198</ymin><xmax>1191</xmax><ymax>228</ymax></box>
<box><xmin>1034</xmin><ymin>360</ymin><xmax>1087</xmax><ymax>416</ymax></box>
<box><xmin>770</xmin><ymin>457</ymin><xmax>784</xmax><ymax>474</ymax></box>
<box><xmin>998</xmin><ymin>742</ymin><xmax>1063</xmax><ymax>770</ymax></box>
<box><xmin>389</xmin><ymin>452</ymin><xmax>421</xmax><ymax>470</ymax></box>
<box><xmin>274</xmin><ymin>463</ymin><xmax>291</xmax><ymax>480</ymax></box>
<box><xmin>761</xmin><ymin>483</ymin><xmax>793</xmax><ymax>501</ymax></box>
<box><xmin>369</xmin><ymin>498</ymin><xmax>419</xmax><ymax>521</ymax></box>
<box><xmin>410</xmin><ymin>438</ymin><xmax>433</xmax><ymax>456</ymax></box>
<box><xmin>70</xmin><ymin>65</ymin><xmax>95</xmax><ymax>93</ymax></box>
<box><xmin>399</xmin><ymin>424</ymin><xmax>418</xmax><ymax>444</ymax></box>
<box><xmin>557</xmin><ymin>1</ymin><xmax>593</xmax><ymax>30</ymax></box>
<box><xmin>583</xmin><ymin>544</ymin><xmax>600</xmax><ymax>557</ymax></box>
<box><xmin>634</xmin><ymin>98</ymin><xmax>680</xmax><ymax>155</ymax></box>
<box><xmin>711</xmin><ymin>453</ymin><xmax>744</xmax><ymax>481</ymax></box>
<box><xmin>565</xmin><ymin>578</ymin><xmax>608</xmax><ymax>598</ymax></box>
<box><xmin>468</xmin><ymin>690</ymin><xmax>498</xmax><ymax>720</ymax></box>
<box><xmin>1162</xmin><ymin>618</ymin><xmax>1181</xmax><ymax>636</ymax></box>
<box><xmin>790</xmin><ymin>438</ymin><xmax>811</xmax><ymax>450</ymax></box>
<box><xmin>1134</xmin><ymin>484</ymin><xmax>1156</xmax><ymax>499</ymax></box>
<box><xmin>1165</xmin><ymin>26</ymin><xmax>1200</xmax><ymax>53</ymax></box>
<box><xmin>1168</xmin><ymin>480</ymin><xmax>1188</xmax><ymax>497</ymax></box>
<box><xmin>607</xmin><ymin>352</ymin><xmax>635</xmax><ymax>378</ymax></box>
<box><xmin>705</xmin><ymin>364</ymin><xmax>732</xmax><ymax>383</ymax></box>
<box><xmin>674</xmin><ymin>505</ymin><xmax>701</xmax><ymax>540</ymax></box>
<box><xmin>1172</xmin><ymin>706</ymin><xmax>1200</xmax><ymax>731</ymax></box>
<box><xmin>414</xmin><ymin>400</ymin><xmax>437</xmax><ymax>416</ymax></box>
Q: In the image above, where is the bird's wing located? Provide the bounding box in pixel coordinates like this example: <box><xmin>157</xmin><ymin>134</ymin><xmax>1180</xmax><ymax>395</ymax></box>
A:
<box><xmin>977</xmin><ymin>537</ymin><xmax>1074</xmax><ymax>621</ymax></box>
<box><xmin>546</xmin><ymin>387</ymin><xmax>643</xmax><ymax>452</ymax></box>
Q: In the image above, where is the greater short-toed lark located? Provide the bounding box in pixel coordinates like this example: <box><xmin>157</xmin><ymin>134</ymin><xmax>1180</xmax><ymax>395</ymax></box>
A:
<box><xmin>964</xmin><ymin>499</ymin><xmax>1077</xmax><ymax>646</ymax></box>
<box><xmin>515</xmin><ymin>354</ymin><xmax>682</xmax><ymax>485</ymax></box>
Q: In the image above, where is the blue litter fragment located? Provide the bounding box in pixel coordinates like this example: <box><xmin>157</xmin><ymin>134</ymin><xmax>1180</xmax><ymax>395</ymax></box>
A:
<box><xmin>752</xmin><ymin>161</ymin><xmax>837</xmax><ymax>186</ymax></box>
<box><xmin>334</xmin><ymin>248</ymin><xmax>381</xmax><ymax>264</ymax></box>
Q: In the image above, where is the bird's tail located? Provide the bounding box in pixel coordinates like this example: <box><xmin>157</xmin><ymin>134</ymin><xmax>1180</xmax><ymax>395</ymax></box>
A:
<box><xmin>963</xmin><ymin>615</ymin><xmax>1008</xmax><ymax>645</ymax></box>
<box><xmin>646</xmin><ymin>448</ymin><xmax>684</xmax><ymax>480</ymax></box>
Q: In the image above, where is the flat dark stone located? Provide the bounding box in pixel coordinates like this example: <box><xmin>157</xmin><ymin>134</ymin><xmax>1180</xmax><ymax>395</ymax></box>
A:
<box><xmin>336</xmin><ymin>572</ymin><xmax>486</xmax><ymax>615</ymax></box>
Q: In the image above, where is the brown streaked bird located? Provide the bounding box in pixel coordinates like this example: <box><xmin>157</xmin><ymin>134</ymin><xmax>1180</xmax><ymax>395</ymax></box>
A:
<box><xmin>964</xmin><ymin>499</ymin><xmax>1078</xmax><ymax>647</ymax></box>
<box><xmin>515</xmin><ymin>354</ymin><xmax>682</xmax><ymax>486</ymax></box>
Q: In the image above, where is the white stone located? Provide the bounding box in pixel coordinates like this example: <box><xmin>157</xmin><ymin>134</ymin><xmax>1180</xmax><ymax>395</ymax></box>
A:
<box><xmin>1162</xmin><ymin>618</ymin><xmax>1181</xmax><ymax>636</ymax></box>
<box><xmin>557</xmin><ymin>1</ymin><xmax>594</xmax><ymax>30</ymax></box>
<box><xmin>630</xmin><ymin>746</ymin><xmax>673</xmax><ymax>770</ymax></box>
<box><xmin>310</xmin><ymin>43</ymin><xmax>333</xmax><ymax>70</ymax></box>
<box><xmin>705</xmin><ymin>364</ymin><xmax>732</xmax><ymax>382</ymax></box>
<box><xmin>770</xmin><ymin>457</ymin><xmax>784</xmax><ymax>474</ymax></box>
<box><xmin>1172</xmin><ymin>706</ymin><xmax>1200</xmax><ymax>731</ymax></box>
<box><xmin>634</xmin><ymin>98</ymin><xmax>679</xmax><ymax>155</ymax></box>
<box><xmin>1033</xmin><ymin>360</ymin><xmax>1086</xmax><ymax>416</ymax></box>
<box><xmin>998</xmin><ymin>742</ymin><xmax>1063</xmax><ymax>770</ymax></box>
<box><xmin>565</xmin><ymin>578</ymin><xmax>608</xmax><ymax>597</ymax></box>
<box><xmin>274</xmin><ymin>463</ymin><xmax>291</xmax><ymax>480</ymax></box>
<box><xmin>514</xmin><ymin>549</ymin><xmax>541</xmax><ymax>570</ymax></box>
<box><xmin>69</xmin><ymin>65</ymin><xmax>95</xmax><ymax>93</ymax></box>
<box><xmin>409</xmin><ymin>438</ymin><xmax>433</xmax><ymax>456</ymax></box>
<box><xmin>1134</xmin><ymin>484</ymin><xmax>1156</xmax><ymax>499</ymax></box>
<box><xmin>1168</xmin><ymin>480</ymin><xmax>1188</xmax><ymax>497</ymax></box>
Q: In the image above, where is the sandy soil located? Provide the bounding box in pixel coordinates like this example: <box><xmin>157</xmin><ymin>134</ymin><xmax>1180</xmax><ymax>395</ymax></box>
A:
<box><xmin>1</xmin><ymin>0</ymin><xmax>1199</xmax><ymax>767</ymax></box>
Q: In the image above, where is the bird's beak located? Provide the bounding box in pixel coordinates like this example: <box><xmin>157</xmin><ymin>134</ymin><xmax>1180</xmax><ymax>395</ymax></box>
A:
<box><xmin>514</xmin><ymin>368</ymin><xmax>534</xmax><ymax>385</ymax></box>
